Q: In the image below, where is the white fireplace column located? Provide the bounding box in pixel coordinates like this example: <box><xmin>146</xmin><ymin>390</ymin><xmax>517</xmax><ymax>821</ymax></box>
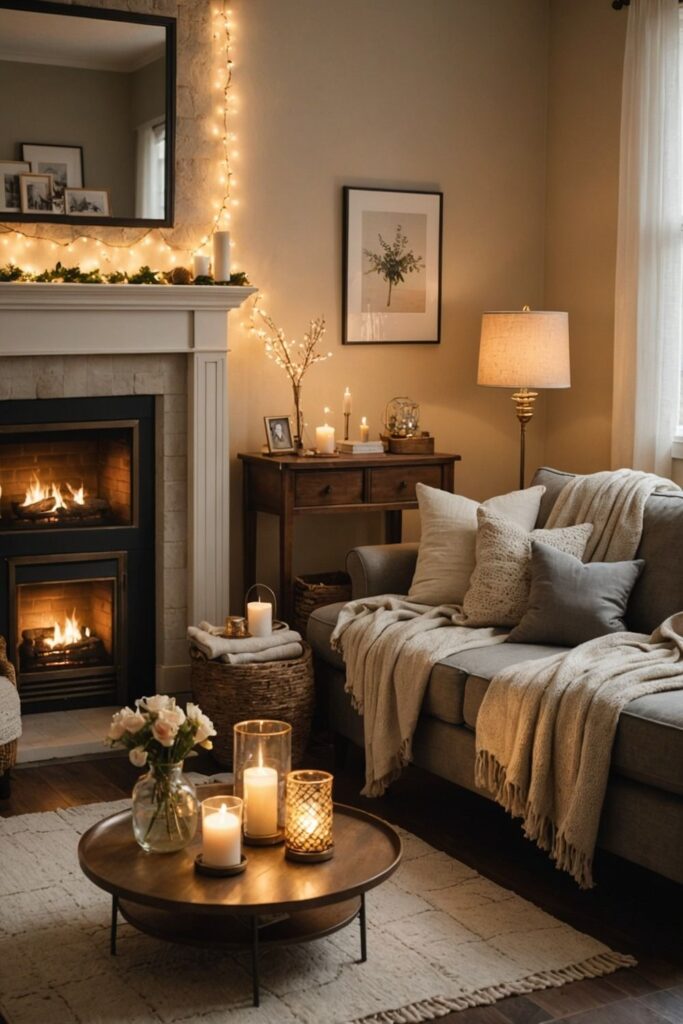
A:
<box><xmin>0</xmin><ymin>283</ymin><xmax>256</xmax><ymax>693</ymax></box>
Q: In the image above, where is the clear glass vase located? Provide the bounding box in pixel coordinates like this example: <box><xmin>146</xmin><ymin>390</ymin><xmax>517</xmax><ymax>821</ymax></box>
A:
<box><xmin>131</xmin><ymin>762</ymin><xmax>199</xmax><ymax>853</ymax></box>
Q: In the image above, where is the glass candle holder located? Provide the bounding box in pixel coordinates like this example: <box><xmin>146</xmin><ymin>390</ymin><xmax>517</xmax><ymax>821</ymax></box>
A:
<box><xmin>234</xmin><ymin>720</ymin><xmax>292</xmax><ymax>845</ymax></box>
<box><xmin>285</xmin><ymin>769</ymin><xmax>334</xmax><ymax>862</ymax></box>
<box><xmin>200</xmin><ymin>795</ymin><xmax>243</xmax><ymax>869</ymax></box>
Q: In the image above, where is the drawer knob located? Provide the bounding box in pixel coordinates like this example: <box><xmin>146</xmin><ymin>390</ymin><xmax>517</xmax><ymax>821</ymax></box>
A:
<box><xmin>323</xmin><ymin>485</ymin><xmax>332</xmax><ymax>495</ymax></box>
<box><xmin>399</xmin><ymin>480</ymin><xmax>408</xmax><ymax>490</ymax></box>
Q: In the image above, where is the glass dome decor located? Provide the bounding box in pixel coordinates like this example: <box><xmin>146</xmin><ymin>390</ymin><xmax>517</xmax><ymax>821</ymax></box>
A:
<box><xmin>384</xmin><ymin>397</ymin><xmax>420</xmax><ymax>437</ymax></box>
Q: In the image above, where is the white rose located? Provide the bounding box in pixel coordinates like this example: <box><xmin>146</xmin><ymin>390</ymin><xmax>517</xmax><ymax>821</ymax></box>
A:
<box><xmin>138</xmin><ymin>694</ymin><xmax>174</xmax><ymax>713</ymax></box>
<box><xmin>152</xmin><ymin>713</ymin><xmax>179</xmax><ymax>747</ymax></box>
<box><xmin>122</xmin><ymin>710</ymin><xmax>146</xmax><ymax>734</ymax></box>
<box><xmin>186</xmin><ymin>702</ymin><xmax>216</xmax><ymax>744</ymax></box>
<box><xmin>106</xmin><ymin>709</ymin><xmax>129</xmax><ymax>742</ymax></box>
<box><xmin>161</xmin><ymin>705</ymin><xmax>185</xmax><ymax>729</ymax></box>
<box><xmin>129</xmin><ymin>746</ymin><xmax>148</xmax><ymax>768</ymax></box>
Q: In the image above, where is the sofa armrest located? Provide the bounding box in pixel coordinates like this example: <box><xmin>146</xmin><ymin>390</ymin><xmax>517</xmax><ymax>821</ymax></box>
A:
<box><xmin>346</xmin><ymin>543</ymin><xmax>419</xmax><ymax>599</ymax></box>
<box><xmin>0</xmin><ymin>637</ymin><xmax>16</xmax><ymax>687</ymax></box>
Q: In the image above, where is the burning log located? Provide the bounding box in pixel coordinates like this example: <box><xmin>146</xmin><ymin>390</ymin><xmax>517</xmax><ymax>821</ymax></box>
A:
<box><xmin>19</xmin><ymin>626</ymin><xmax>106</xmax><ymax>671</ymax></box>
<box><xmin>12</xmin><ymin>496</ymin><xmax>110</xmax><ymax>521</ymax></box>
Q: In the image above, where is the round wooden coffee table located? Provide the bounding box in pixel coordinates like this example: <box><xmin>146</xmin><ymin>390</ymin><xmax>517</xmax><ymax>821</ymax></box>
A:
<box><xmin>78</xmin><ymin>786</ymin><xmax>402</xmax><ymax>1007</ymax></box>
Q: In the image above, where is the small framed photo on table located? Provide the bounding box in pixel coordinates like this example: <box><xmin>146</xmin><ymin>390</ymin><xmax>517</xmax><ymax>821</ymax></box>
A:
<box><xmin>264</xmin><ymin>416</ymin><xmax>295</xmax><ymax>454</ymax></box>
<box><xmin>20</xmin><ymin>173</ymin><xmax>54</xmax><ymax>213</ymax></box>
<box><xmin>64</xmin><ymin>188</ymin><xmax>111</xmax><ymax>217</ymax></box>
<box><xmin>342</xmin><ymin>186</ymin><xmax>443</xmax><ymax>345</ymax></box>
<box><xmin>0</xmin><ymin>162</ymin><xmax>30</xmax><ymax>213</ymax></box>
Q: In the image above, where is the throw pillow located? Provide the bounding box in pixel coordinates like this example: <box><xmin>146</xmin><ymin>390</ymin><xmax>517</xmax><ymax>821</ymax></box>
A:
<box><xmin>508</xmin><ymin>541</ymin><xmax>644</xmax><ymax>646</ymax></box>
<box><xmin>459</xmin><ymin>508</ymin><xmax>593</xmax><ymax>627</ymax></box>
<box><xmin>408</xmin><ymin>483</ymin><xmax>546</xmax><ymax>606</ymax></box>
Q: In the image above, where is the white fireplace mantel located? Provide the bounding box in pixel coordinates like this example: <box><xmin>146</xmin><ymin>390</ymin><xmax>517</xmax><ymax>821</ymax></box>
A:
<box><xmin>0</xmin><ymin>283</ymin><xmax>256</xmax><ymax>660</ymax></box>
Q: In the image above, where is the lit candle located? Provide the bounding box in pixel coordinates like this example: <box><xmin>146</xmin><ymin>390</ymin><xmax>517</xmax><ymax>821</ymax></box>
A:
<box><xmin>247</xmin><ymin>598</ymin><xmax>272</xmax><ymax>637</ymax></box>
<box><xmin>359</xmin><ymin>417</ymin><xmax>370</xmax><ymax>443</ymax></box>
<box><xmin>343</xmin><ymin>387</ymin><xmax>352</xmax><ymax>414</ymax></box>
<box><xmin>213</xmin><ymin>230</ymin><xmax>231</xmax><ymax>282</ymax></box>
<box><xmin>193</xmin><ymin>253</ymin><xmax>211</xmax><ymax>278</ymax></box>
<box><xmin>244</xmin><ymin>765</ymin><xmax>278</xmax><ymax>837</ymax></box>
<box><xmin>203</xmin><ymin>802</ymin><xmax>241</xmax><ymax>867</ymax></box>
<box><xmin>316</xmin><ymin>423</ymin><xmax>336</xmax><ymax>454</ymax></box>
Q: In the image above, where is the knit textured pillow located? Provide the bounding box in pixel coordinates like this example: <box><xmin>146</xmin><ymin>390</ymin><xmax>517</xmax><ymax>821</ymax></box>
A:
<box><xmin>408</xmin><ymin>483</ymin><xmax>546</xmax><ymax>606</ymax></box>
<box><xmin>460</xmin><ymin>508</ymin><xmax>593</xmax><ymax>628</ymax></box>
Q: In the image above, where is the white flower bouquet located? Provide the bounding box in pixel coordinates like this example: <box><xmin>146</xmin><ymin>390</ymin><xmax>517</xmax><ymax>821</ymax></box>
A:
<box><xmin>106</xmin><ymin>696</ymin><xmax>217</xmax><ymax>853</ymax></box>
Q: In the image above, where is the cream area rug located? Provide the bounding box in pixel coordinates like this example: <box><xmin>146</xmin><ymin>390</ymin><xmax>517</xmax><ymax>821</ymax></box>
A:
<box><xmin>0</xmin><ymin>799</ymin><xmax>635</xmax><ymax>1024</ymax></box>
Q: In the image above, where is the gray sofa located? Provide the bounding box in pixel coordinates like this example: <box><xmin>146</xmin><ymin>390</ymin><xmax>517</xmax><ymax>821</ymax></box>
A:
<box><xmin>308</xmin><ymin>468</ymin><xmax>683</xmax><ymax>884</ymax></box>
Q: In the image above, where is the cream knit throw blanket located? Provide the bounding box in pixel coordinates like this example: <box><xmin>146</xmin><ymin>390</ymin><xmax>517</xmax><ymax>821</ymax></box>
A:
<box><xmin>331</xmin><ymin>596</ymin><xmax>506</xmax><ymax>796</ymax></box>
<box><xmin>475</xmin><ymin>614</ymin><xmax>683</xmax><ymax>889</ymax></box>
<box><xmin>545</xmin><ymin>467</ymin><xmax>679</xmax><ymax>561</ymax></box>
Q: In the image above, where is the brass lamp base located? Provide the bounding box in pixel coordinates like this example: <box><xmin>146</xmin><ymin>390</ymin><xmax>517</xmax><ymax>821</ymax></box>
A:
<box><xmin>511</xmin><ymin>388</ymin><xmax>538</xmax><ymax>490</ymax></box>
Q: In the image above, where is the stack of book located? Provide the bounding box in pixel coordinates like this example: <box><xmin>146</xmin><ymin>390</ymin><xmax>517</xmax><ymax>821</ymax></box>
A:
<box><xmin>337</xmin><ymin>439</ymin><xmax>385</xmax><ymax>455</ymax></box>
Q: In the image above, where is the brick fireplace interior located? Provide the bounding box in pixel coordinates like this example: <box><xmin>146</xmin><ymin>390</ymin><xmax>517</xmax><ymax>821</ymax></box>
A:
<box><xmin>0</xmin><ymin>395</ymin><xmax>155</xmax><ymax>713</ymax></box>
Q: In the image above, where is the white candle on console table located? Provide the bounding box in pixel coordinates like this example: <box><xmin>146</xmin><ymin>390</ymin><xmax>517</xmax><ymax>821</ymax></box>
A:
<box><xmin>212</xmin><ymin>231</ymin><xmax>231</xmax><ymax>282</ymax></box>
<box><xmin>359</xmin><ymin>417</ymin><xmax>370</xmax><ymax>442</ymax></box>
<box><xmin>193</xmin><ymin>253</ymin><xmax>211</xmax><ymax>278</ymax></box>
<box><xmin>247</xmin><ymin>598</ymin><xmax>272</xmax><ymax>636</ymax></box>
<box><xmin>343</xmin><ymin>387</ymin><xmax>352</xmax><ymax>414</ymax></box>
<box><xmin>315</xmin><ymin>424</ymin><xmax>336</xmax><ymax>454</ymax></box>
<box><xmin>203</xmin><ymin>802</ymin><xmax>241</xmax><ymax>867</ymax></box>
<box><xmin>244</xmin><ymin>765</ymin><xmax>278</xmax><ymax>836</ymax></box>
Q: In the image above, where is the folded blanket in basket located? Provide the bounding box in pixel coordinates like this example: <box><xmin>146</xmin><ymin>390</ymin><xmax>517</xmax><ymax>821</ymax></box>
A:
<box><xmin>221</xmin><ymin>642</ymin><xmax>303</xmax><ymax>665</ymax></box>
<box><xmin>188</xmin><ymin>624</ymin><xmax>303</xmax><ymax>663</ymax></box>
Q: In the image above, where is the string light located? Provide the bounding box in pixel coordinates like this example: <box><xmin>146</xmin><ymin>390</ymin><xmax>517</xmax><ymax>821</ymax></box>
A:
<box><xmin>0</xmin><ymin>0</ymin><xmax>238</xmax><ymax>274</ymax></box>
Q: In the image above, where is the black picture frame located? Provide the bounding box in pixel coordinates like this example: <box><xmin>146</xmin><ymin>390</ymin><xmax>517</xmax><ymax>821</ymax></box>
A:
<box><xmin>0</xmin><ymin>0</ymin><xmax>176</xmax><ymax>228</ymax></box>
<box><xmin>342</xmin><ymin>186</ymin><xmax>443</xmax><ymax>345</ymax></box>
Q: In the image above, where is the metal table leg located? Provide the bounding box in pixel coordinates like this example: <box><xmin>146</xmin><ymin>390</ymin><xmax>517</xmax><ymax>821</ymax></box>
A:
<box><xmin>359</xmin><ymin>893</ymin><xmax>367</xmax><ymax>963</ymax></box>
<box><xmin>110</xmin><ymin>894</ymin><xmax>118</xmax><ymax>956</ymax></box>
<box><xmin>251</xmin><ymin>915</ymin><xmax>260</xmax><ymax>1007</ymax></box>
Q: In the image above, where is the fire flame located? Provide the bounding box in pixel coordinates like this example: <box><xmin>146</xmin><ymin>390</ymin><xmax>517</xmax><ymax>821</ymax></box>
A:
<box><xmin>21</xmin><ymin>473</ymin><xmax>86</xmax><ymax>512</ymax></box>
<box><xmin>45</xmin><ymin>610</ymin><xmax>82</xmax><ymax>649</ymax></box>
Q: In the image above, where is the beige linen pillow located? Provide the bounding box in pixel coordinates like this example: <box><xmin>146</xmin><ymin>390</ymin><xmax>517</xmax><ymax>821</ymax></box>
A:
<box><xmin>408</xmin><ymin>483</ymin><xmax>546</xmax><ymax>606</ymax></box>
<box><xmin>460</xmin><ymin>508</ymin><xmax>593</xmax><ymax>627</ymax></box>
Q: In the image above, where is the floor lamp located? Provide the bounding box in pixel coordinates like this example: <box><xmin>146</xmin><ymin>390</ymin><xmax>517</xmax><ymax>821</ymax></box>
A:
<box><xmin>477</xmin><ymin>307</ymin><xmax>570</xmax><ymax>489</ymax></box>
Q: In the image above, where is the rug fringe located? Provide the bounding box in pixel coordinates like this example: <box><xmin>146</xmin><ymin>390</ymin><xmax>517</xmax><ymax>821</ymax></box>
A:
<box><xmin>351</xmin><ymin>951</ymin><xmax>637</xmax><ymax>1024</ymax></box>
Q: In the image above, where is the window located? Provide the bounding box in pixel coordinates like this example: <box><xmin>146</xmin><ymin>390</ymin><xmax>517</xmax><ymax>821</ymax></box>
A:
<box><xmin>135</xmin><ymin>119</ymin><xmax>166</xmax><ymax>220</ymax></box>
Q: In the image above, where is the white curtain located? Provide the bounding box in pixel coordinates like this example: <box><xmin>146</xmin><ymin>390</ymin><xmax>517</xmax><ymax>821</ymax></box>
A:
<box><xmin>135</xmin><ymin>120</ymin><xmax>166</xmax><ymax>219</ymax></box>
<box><xmin>612</xmin><ymin>0</ymin><xmax>682</xmax><ymax>475</ymax></box>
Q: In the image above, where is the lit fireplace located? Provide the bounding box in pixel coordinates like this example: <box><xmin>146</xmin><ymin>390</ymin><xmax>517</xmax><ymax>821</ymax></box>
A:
<box><xmin>13</xmin><ymin>473</ymin><xmax>110</xmax><ymax>524</ymax></box>
<box><xmin>20</xmin><ymin>609</ymin><xmax>107</xmax><ymax>672</ymax></box>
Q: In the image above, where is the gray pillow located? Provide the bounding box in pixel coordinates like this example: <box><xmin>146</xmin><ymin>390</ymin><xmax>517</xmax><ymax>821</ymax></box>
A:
<box><xmin>507</xmin><ymin>541</ymin><xmax>644</xmax><ymax>647</ymax></box>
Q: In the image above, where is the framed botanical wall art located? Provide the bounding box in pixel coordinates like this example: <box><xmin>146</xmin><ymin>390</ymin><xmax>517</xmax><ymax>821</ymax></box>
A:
<box><xmin>342</xmin><ymin>186</ymin><xmax>443</xmax><ymax>345</ymax></box>
<box><xmin>0</xmin><ymin>161</ymin><xmax>29</xmax><ymax>212</ymax></box>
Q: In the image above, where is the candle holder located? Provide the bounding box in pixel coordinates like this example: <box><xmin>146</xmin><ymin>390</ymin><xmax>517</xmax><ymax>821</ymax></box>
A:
<box><xmin>343</xmin><ymin>412</ymin><xmax>350</xmax><ymax>441</ymax></box>
<box><xmin>285</xmin><ymin>769</ymin><xmax>334</xmax><ymax>862</ymax></box>
<box><xmin>195</xmin><ymin>795</ymin><xmax>247</xmax><ymax>876</ymax></box>
<box><xmin>234</xmin><ymin>720</ymin><xmax>291</xmax><ymax>846</ymax></box>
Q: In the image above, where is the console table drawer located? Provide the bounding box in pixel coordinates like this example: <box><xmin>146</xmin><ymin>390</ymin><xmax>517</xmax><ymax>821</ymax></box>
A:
<box><xmin>295</xmin><ymin>470</ymin><xmax>364</xmax><ymax>507</ymax></box>
<box><xmin>370</xmin><ymin>465</ymin><xmax>441</xmax><ymax>503</ymax></box>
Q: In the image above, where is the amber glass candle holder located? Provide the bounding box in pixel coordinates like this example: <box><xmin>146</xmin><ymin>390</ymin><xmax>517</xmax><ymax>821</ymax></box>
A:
<box><xmin>285</xmin><ymin>769</ymin><xmax>334</xmax><ymax>862</ymax></box>
<box><xmin>233</xmin><ymin>720</ymin><xmax>291</xmax><ymax>845</ymax></box>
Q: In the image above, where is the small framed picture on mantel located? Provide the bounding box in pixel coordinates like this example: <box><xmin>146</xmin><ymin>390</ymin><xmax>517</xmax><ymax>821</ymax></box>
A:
<box><xmin>342</xmin><ymin>186</ymin><xmax>442</xmax><ymax>345</ymax></box>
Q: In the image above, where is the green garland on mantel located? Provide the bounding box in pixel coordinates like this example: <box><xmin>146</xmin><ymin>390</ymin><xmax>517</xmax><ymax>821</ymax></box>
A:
<box><xmin>0</xmin><ymin>261</ymin><xmax>250</xmax><ymax>287</ymax></box>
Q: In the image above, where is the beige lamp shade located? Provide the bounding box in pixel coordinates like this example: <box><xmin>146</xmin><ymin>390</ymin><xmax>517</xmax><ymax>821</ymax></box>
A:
<box><xmin>477</xmin><ymin>309</ymin><xmax>570</xmax><ymax>389</ymax></box>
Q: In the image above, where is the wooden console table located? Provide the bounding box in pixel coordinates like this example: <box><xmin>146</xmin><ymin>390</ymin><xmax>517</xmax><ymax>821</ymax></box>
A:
<box><xmin>239</xmin><ymin>451</ymin><xmax>460</xmax><ymax>620</ymax></box>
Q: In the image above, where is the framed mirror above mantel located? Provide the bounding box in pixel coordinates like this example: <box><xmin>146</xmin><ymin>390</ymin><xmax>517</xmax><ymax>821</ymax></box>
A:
<box><xmin>0</xmin><ymin>0</ymin><xmax>176</xmax><ymax>228</ymax></box>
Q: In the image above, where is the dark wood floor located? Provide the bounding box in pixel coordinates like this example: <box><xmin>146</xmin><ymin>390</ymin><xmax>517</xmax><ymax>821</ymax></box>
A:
<box><xmin>2</xmin><ymin>744</ymin><xmax>682</xmax><ymax>1024</ymax></box>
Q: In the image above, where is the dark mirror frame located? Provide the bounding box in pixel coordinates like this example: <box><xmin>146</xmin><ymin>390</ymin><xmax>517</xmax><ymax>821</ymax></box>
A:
<box><xmin>0</xmin><ymin>0</ymin><xmax>176</xmax><ymax>228</ymax></box>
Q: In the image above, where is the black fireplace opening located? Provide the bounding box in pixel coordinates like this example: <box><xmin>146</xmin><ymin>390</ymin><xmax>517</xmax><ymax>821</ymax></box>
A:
<box><xmin>0</xmin><ymin>396</ymin><xmax>155</xmax><ymax>713</ymax></box>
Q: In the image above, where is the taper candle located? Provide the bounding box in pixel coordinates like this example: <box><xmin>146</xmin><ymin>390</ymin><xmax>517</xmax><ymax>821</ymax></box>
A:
<box><xmin>343</xmin><ymin>387</ymin><xmax>352</xmax><ymax>414</ymax></box>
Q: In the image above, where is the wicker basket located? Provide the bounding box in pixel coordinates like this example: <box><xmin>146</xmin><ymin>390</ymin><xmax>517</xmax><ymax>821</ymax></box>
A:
<box><xmin>293</xmin><ymin>572</ymin><xmax>352</xmax><ymax>637</ymax></box>
<box><xmin>190</xmin><ymin>642</ymin><xmax>315</xmax><ymax>769</ymax></box>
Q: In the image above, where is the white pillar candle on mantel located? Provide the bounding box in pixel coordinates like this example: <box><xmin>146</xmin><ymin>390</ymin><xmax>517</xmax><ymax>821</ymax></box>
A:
<box><xmin>203</xmin><ymin>803</ymin><xmax>241</xmax><ymax>867</ymax></box>
<box><xmin>343</xmin><ymin>387</ymin><xmax>352</xmax><ymax>414</ymax></box>
<box><xmin>315</xmin><ymin>424</ymin><xmax>336</xmax><ymax>454</ymax></box>
<box><xmin>244</xmin><ymin>765</ymin><xmax>278</xmax><ymax>837</ymax></box>
<box><xmin>212</xmin><ymin>230</ymin><xmax>231</xmax><ymax>282</ymax></box>
<box><xmin>193</xmin><ymin>253</ymin><xmax>211</xmax><ymax>278</ymax></box>
<box><xmin>359</xmin><ymin>417</ymin><xmax>370</xmax><ymax>442</ymax></box>
<box><xmin>247</xmin><ymin>598</ymin><xmax>272</xmax><ymax>636</ymax></box>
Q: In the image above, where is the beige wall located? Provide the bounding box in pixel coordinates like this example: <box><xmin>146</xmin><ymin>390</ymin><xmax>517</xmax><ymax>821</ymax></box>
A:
<box><xmin>0</xmin><ymin>60</ymin><xmax>136</xmax><ymax>216</ymax></box>
<box><xmin>543</xmin><ymin>1</ymin><xmax>627</xmax><ymax>473</ymax></box>
<box><xmin>228</xmin><ymin>0</ymin><xmax>550</xmax><ymax>606</ymax></box>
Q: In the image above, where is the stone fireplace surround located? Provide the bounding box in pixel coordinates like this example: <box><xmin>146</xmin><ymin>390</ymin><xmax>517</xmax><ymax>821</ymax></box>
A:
<box><xmin>0</xmin><ymin>283</ymin><xmax>255</xmax><ymax>697</ymax></box>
